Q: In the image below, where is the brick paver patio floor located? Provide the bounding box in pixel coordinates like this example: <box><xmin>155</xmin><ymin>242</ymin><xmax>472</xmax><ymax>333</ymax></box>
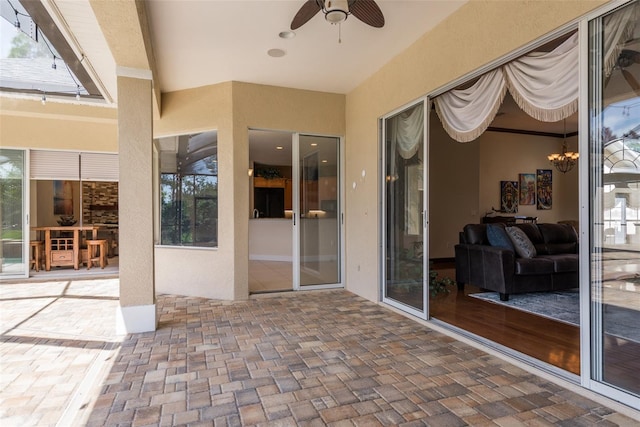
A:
<box><xmin>1</xmin><ymin>278</ymin><xmax>638</xmax><ymax>426</ymax></box>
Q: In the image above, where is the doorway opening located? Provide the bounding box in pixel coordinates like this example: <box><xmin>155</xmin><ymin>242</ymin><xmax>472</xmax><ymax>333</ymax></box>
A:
<box><xmin>249</xmin><ymin>129</ymin><xmax>343</xmax><ymax>294</ymax></box>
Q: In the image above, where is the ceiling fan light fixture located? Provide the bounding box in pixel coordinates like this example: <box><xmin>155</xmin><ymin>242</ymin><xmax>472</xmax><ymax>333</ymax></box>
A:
<box><xmin>279</xmin><ymin>30</ymin><xmax>296</xmax><ymax>39</ymax></box>
<box><xmin>324</xmin><ymin>0</ymin><xmax>349</xmax><ymax>24</ymax></box>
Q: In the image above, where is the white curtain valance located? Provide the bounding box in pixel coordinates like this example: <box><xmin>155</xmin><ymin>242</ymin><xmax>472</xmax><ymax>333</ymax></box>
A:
<box><xmin>435</xmin><ymin>32</ymin><xmax>580</xmax><ymax>142</ymax></box>
<box><xmin>391</xmin><ymin>102</ymin><xmax>424</xmax><ymax>159</ymax></box>
<box><xmin>434</xmin><ymin>69</ymin><xmax>506</xmax><ymax>143</ymax></box>
<box><xmin>504</xmin><ymin>32</ymin><xmax>579</xmax><ymax>122</ymax></box>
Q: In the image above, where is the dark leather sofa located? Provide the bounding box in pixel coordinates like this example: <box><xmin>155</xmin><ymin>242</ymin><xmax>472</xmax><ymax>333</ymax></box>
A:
<box><xmin>454</xmin><ymin>223</ymin><xmax>578</xmax><ymax>301</ymax></box>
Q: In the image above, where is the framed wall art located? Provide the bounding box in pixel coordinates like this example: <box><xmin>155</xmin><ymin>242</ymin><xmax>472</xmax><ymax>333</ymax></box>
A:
<box><xmin>519</xmin><ymin>173</ymin><xmax>536</xmax><ymax>205</ymax></box>
<box><xmin>536</xmin><ymin>169</ymin><xmax>552</xmax><ymax>210</ymax></box>
<box><xmin>500</xmin><ymin>180</ymin><xmax>518</xmax><ymax>213</ymax></box>
<box><xmin>53</xmin><ymin>180</ymin><xmax>74</xmax><ymax>215</ymax></box>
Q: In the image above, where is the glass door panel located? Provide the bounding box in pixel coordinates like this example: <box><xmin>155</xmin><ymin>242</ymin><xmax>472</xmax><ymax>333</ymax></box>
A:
<box><xmin>248</xmin><ymin>130</ymin><xmax>294</xmax><ymax>293</ymax></box>
<box><xmin>382</xmin><ymin>102</ymin><xmax>426</xmax><ymax>314</ymax></box>
<box><xmin>589</xmin><ymin>0</ymin><xmax>640</xmax><ymax>397</ymax></box>
<box><xmin>298</xmin><ymin>135</ymin><xmax>340</xmax><ymax>286</ymax></box>
<box><xmin>0</xmin><ymin>149</ymin><xmax>27</xmax><ymax>278</ymax></box>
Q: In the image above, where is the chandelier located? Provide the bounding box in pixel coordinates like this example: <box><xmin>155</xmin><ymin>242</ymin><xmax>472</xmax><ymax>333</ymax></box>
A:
<box><xmin>548</xmin><ymin>119</ymin><xmax>579</xmax><ymax>173</ymax></box>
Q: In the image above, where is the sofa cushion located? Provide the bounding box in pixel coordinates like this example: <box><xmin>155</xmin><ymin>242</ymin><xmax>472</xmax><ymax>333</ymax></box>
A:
<box><xmin>539</xmin><ymin>254</ymin><xmax>578</xmax><ymax>273</ymax></box>
<box><xmin>514</xmin><ymin>223</ymin><xmax>544</xmax><ymax>245</ymax></box>
<box><xmin>506</xmin><ymin>226</ymin><xmax>537</xmax><ymax>258</ymax></box>
<box><xmin>514</xmin><ymin>257</ymin><xmax>555</xmax><ymax>275</ymax></box>
<box><xmin>545</xmin><ymin>243</ymin><xmax>578</xmax><ymax>255</ymax></box>
<box><xmin>486</xmin><ymin>224</ymin><xmax>515</xmax><ymax>251</ymax></box>
<box><xmin>463</xmin><ymin>224</ymin><xmax>488</xmax><ymax>245</ymax></box>
<box><xmin>538</xmin><ymin>223</ymin><xmax>578</xmax><ymax>254</ymax></box>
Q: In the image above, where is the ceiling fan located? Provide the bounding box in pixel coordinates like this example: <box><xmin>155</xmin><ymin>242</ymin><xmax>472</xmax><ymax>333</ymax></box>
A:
<box><xmin>291</xmin><ymin>0</ymin><xmax>385</xmax><ymax>30</ymax></box>
<box><xmin>617</xmin><ymin>48</ymin><xmax>640</xmax><ymax>96</ymax></box>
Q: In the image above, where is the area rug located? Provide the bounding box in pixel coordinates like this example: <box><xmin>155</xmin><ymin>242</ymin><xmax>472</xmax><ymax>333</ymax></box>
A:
<box><xmin>469</xmin><ymin>290</ymin><xmax>640</xmax><ymax>343</ymax></box>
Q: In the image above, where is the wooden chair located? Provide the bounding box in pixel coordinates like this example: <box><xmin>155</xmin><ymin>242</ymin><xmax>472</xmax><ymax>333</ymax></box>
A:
<box><xmin>86</xmin><ymin>239</ymin><xmax>108</xmax><ymax>270</ymax></box>
<box><xmin>29</xmin><ymin>240</ymin><xmax>44</xmax><ymax>272</ymax></box>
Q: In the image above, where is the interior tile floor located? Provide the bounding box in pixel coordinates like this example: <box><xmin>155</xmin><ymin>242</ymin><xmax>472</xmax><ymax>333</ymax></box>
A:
<box><xmin>249</xmin><ymin>260</ymin><xmax>292</xmax><ymax>293</ymax></box>
<box><xmin>248</xmin><ymin>260</ymin><xmax>340</xmax><ymax>293</ymax></box>
<box><xmin>1</xmin><ymin>279</ymin><xmax>639</xmax><ymax>426</ymax></box>
<box><xmin>28</xmin><ymin>256</ymin><xmax>119</xmax><ymax>280</ymax></box>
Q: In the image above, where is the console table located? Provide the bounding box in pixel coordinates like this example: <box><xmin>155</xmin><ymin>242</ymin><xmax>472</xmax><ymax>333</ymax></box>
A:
<box><xmin>482</xmin><ymin>215</ymin><xmax>538</xmax><ymax>225</ymax></box>
<box><xmin>32</xmin><ymin>226</ymin><xmax>102</xmax><ymax>271</ymax></box>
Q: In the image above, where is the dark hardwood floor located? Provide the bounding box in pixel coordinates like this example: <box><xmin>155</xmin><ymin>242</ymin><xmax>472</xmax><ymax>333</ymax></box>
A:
<box><xmin>425</xmin><ymin>262</ymin><xmax>640</xmax><ymax>396</ymax></box>
<box><xmin>428</xmin><ymin>267</ymin><xmax>581</xmax><ymax>375</ymax></box>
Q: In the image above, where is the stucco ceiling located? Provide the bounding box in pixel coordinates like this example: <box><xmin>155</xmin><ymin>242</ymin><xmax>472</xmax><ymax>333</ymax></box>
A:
<box><xmin>144</xmin><ymin>1</ymin><xmax>467</xmax><ymax>94</ymax></box>
<box><xmin>37</xmin><ymin>0</ymin><xmax>637</xmax><ymax>137</ymax></box>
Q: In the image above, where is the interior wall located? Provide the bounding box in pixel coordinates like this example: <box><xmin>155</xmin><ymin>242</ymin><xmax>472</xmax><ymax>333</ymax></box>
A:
<box><xmin>429</xmin><ymin>109</ymin><xmax>480</xmax><ymax>260</ymax></box>
<box><xmin>345</xmin><ymin>0</ymin><xmax>605</xmax><ymax>303</ymax></box>
<box><xmin>479</xmin><ymin>132</ymin><xmax>580</xmax><ymax>225</ymax></box>
<box><xmin>35</xmin><ymin>180</ymin><xmax>82</xmax><ymax>227</ymax></box>
<box><xmin>428</xmin><ymin>116</ymin><xmax>580</xmax><ymax>260</ymax></box>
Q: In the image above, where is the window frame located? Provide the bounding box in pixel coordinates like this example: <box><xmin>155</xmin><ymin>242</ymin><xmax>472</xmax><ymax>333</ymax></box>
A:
<box><xmin>156</xmin><ymin>130</ymin><xmax>219</xmax><ymax>248</ymax></box>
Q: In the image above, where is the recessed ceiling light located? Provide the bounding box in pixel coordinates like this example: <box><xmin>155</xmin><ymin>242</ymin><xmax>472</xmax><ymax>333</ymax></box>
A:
<box><xmin>279</xmin><ymin>31</ymin><xmax>296</xmax><ymax>39</ymax></box>
<box><xmin>322</xmin><ymin>159</ymin><xmax>328</xmax><ymax>163</ymax></box>
<box><xmin>267</xmin><ymin>48</ymin><xmax>286</xmax><ymax>58</ymax></box>
<box><xmin>310</xmin><ymin>143</ymin><xmax>318</xmax><ymax>146</ymax></box>
<box><xmin>276</xmin><ymin>146</ymin><xmax>284</xmax><ymax>150</ymax></box>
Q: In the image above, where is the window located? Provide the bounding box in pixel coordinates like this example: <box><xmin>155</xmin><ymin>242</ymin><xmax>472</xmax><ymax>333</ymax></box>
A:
<box><xmin>158</xmin><ymin>131</ymin><xmax>218</xmax><ymax>247</ymax></box>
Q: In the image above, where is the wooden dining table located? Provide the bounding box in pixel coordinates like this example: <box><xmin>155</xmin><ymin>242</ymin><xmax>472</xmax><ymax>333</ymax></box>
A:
<box><xmin>32</xmin><ymin>226</ymin><xmax>102</xmax><ymax>271</ymax></box>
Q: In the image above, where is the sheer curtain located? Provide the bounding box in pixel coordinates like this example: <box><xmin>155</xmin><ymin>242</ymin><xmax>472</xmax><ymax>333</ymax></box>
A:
<box><xmin>389</xmin><ymin>102</ymin><xmax>424</xmax><ymax>159</ymax></box>
<box><xmin>388</xmin><ymin>103</ymin><xmax>424</xmax><ymax>178</ymax></box>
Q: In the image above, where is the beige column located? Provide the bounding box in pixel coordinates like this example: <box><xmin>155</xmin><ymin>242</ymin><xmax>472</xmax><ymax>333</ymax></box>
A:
<box><xmin>116</xmin><ymin>69</ymin><xmax>156</xmax><ymax>333</ymax></box>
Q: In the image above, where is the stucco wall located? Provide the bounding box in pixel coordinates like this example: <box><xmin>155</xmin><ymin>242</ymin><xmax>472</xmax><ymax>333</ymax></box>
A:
<box><xmin>153</xmin><ymin>81</ymin><xmax>345</xmax><ymax>300</ymax></box>
<box><xmin>0</xmin><ymin>97</ymin><xmax>117</xmax><ymax>151</ymax></box>
<box><xmin>344</xmin><ymin>1</ymin><xmax>605</xmax><ymax>302</ymax></box>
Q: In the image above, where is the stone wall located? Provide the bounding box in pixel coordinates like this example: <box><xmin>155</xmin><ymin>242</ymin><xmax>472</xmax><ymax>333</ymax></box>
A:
<box><xmin>82</xmin><ymin>182</ymin><xmax>119</xmax><ymax>224</ymax></box>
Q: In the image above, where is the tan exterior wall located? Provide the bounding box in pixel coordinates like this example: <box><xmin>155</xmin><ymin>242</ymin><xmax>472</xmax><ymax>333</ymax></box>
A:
<box><xmin>153</xmin><ymin>82</ymin><xmax>235</xmax><ymax>300</ymax></box>
<box><xmin>154</xmin><ymin>81</ymin><xmax>345</xmax><ymax>300</ymax></box>
<box><xmin>118</xmin><ymin>76</ymin><xmax>154</xmax><ymax>309</ymax></box>
<box><xmin>0</xmin><ymin>97</ymin><xmax>117</xmax><ymax>151</ymax></box>
<box><xmin>344</xmin><ymin>0</ymin><xmax>605</xmax><ymax>302</ymax></box>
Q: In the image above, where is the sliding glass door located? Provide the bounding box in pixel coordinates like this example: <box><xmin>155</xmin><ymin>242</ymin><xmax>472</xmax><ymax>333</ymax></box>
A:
<box><xmin>297</xmin><ymin>135</ymin><xmax>341</xmax><ymax>287</ymax></box>
<box><xmin>249</xmin><ymin>130</ymin><xmax>343</xmax><ymax>293</ymax></box>
<box><xmin>382</xmin><ymin>102</ymin><xmax>427</xmax><ymax>318</ymax></box>
<box><xmin>588</xmin><ymin>0</ymin><xmax>640</xmax><ymax>399</ymax></box>
<box><xmin>0</xmin><ymin>149</ymin><xmax>28</xmax><ymax>279</ymax></box>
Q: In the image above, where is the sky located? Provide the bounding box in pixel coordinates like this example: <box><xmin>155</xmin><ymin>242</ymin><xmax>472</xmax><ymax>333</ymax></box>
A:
<box><xmin>603</xmin><ymin>98</ymin><xmax>640</xmax><ymax>140</ymax></box>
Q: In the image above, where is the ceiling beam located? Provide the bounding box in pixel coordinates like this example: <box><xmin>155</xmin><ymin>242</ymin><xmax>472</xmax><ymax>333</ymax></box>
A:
<box><xmin>88</xmin><ymin>0</ymin><xmax>161</xmax><ymax>117</ymax></box>
<box><xmin>20</xmin><ymin>0</ymin><xmax>100</xmax><ymax>96</ymax></box>
<box><xmin>487</xmin><ymin>127</ymin><xmax>579</xmax><ymax>139</ymax></box>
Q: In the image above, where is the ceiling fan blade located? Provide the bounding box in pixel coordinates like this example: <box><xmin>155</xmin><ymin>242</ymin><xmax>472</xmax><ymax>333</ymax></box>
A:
<box><xmin>349</xmin><ymin>0</ymin><xmax>385</xmax><ymax>28</ymax></box>
<box><xmin>622</xmin><ymin>69</ymin><xmax>640</xmax><ymax>97</ymax></box>
<box><xmin>622</xmin><ymin>49</ymin><xmax>640</xmax><ymax>64</ymax></box>
<box><xmin>291</xmin><ymin>0</ymin><xmax>322</xmax><ymax>30</ymax></box>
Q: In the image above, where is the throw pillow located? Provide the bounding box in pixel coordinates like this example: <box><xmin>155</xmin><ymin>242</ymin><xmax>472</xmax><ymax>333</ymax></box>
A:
<box><xmin>486</xmin><ymin>224</ymin><xmax>515</xmax><ymax>252</ymax></box>
<box><xmin>506</xmin><ymin>226</ymin><xmax>537</xmax><ymax>258</ymax></box>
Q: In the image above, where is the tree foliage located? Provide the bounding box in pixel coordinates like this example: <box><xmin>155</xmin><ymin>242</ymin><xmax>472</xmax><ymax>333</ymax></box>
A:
<box><xmin>8</xmin><ymin>32</ymin><xmax>50</xmax><ymax>58</ymax></box>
